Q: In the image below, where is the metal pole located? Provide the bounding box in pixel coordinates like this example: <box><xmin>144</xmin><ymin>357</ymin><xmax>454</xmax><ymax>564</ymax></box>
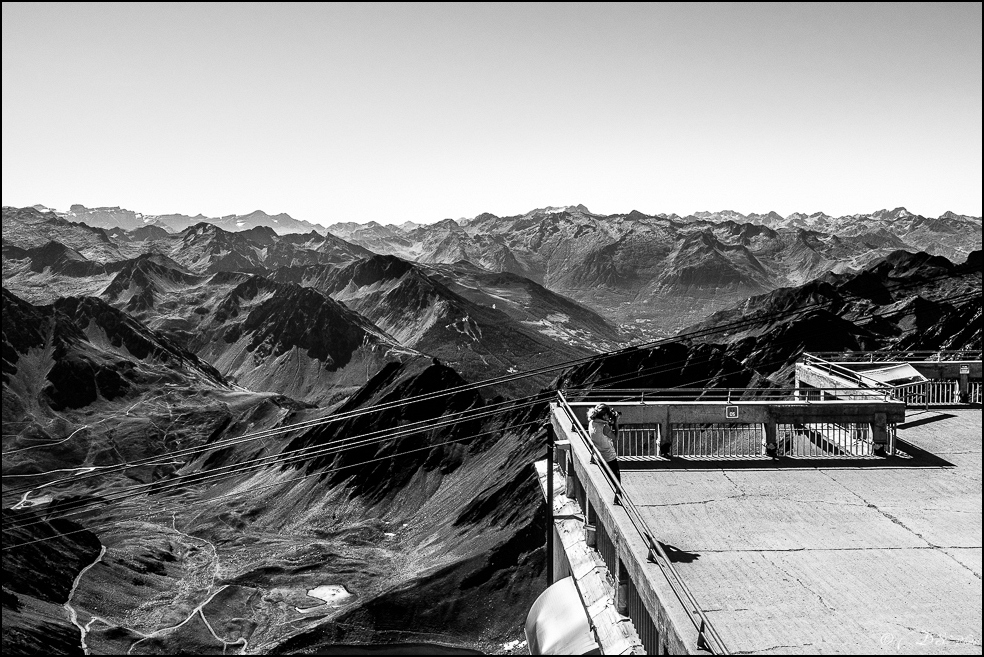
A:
<box><xmin>545</xmin><ymin>421</ymin><xmax>555</xmax><ymax>586</ymax></box>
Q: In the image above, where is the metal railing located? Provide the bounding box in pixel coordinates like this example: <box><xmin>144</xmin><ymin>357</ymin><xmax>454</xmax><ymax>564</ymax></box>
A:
<box><xmin>556</xmin><ymin>392</ymin><xmax>730</xmax><ymax>655</ymax></box>
<box><xmin>663</xmin><ymin>422</ymin><xmax>890</xmax><ymax>459</ymax></box>
<box><xmin>624</xmin><ymin>569</ymin><xmax>661</xmax><ymax>655</ymax></box>
<box><xmin>564</xmin><ymin>386</ymin><xmax>895</xmax><ymax>403</ymax></box>
<box><xmin>779</xmin><ymin>422</ymin><xmax>886</xmax><ymax>458</ymax></box>
<box><xmin>801</xmin><ymin>353</ymin><xmax>981</xmax><ymax>407</ymax></box>
<box><xmin>672</xmin><ymin>423</ymin><xmax>763</xmax><ymax>459</ymax></box>
<box><xmin>596</xmin><ymin>518</ymin><xmax>618</xmax><ymax>585</ymax></box>
<box><xmin>892</xmin><ymin>380</ymin><xmax>961</xmax><ymax>407</ymax></box>
<box><xmin>618</xmin><ymin>424</ymin><xmax>660</xmax><ymax>459</ymax></box>
<box><xmin>800</xmin><ymin>353</ymin><xmax>877</xmax><ymax>387</ymax></box>
<box><xmin>806</xmin><ymin>350</ymin><xmax>982</xmax><ymax>362</ymax></box>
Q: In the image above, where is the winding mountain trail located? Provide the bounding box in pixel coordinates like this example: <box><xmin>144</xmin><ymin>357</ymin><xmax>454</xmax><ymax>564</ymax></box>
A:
<box><xmin>64</xmin><ymin>544</ymin><xmax>107</xmax><ymax>655</ymax></box>
<box><xmin>125</xmin><ymin>516</ymin><xmax>250</xmax><ymax>654</ymax></box>
<box><xmin>171</xmin><ymin>513</ymin><xmax>221</xmax><ymax>589</ymax></box>
<box><xmin>3</xmin><ymin>392</ymin><xmax>173</xmax><ymax>457</ymax></box>
<box><xmin>2</xmin><ymin>423</ymin><xmax>90</xmax><ymax>456</ymax></box>
<box><xmin>125</xmin><ymin>585</ymin><xmax>233</xmax><ymax>655</ymax></box>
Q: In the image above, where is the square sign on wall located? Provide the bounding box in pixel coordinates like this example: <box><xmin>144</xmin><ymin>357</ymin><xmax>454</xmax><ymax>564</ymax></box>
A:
<box><xmin>726</xmin><ymin>406</ymin><xmax>739</xmax><ymax>419</ymax></box>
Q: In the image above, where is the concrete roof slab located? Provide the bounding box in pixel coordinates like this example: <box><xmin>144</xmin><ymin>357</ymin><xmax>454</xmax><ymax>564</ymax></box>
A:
<box><xmin>941</xmin><ymin>547</ymin><xmax>982</xmax><ymax>579</ymax></box>
<box><xmin>612</xmin><ymin>408</ymin><xmax>982</xmax><ymax>654</ymax></box>
<box><xmin>672</xmin><ymin>549</ymin><xmax>983</xmax><ymax>655</ymax></box>
<box><xmin>634</xmin><ymin>494</ymin><xmax>929</xmax><ymax>553</ymax></box>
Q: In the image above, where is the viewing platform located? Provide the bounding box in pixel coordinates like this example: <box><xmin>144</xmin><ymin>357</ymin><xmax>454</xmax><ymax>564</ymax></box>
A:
<box><xmin>528</xmin><ymin>359</ymin><xmax>982</xmax><ymax>655</ymax></box>
<box><xmin>797</xmin><ymin>350</ymin><xmax>982</xmax><ymax>407</ymax></box>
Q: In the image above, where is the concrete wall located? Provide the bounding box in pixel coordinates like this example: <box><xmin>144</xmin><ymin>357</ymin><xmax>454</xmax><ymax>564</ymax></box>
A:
<box><xmin>565</xmin><ymin>397</ymin><xmax>905</xmax><ymax>452</ymax></box>
<box><xmin>567</xmin><ymin>400</ymin><xmax>905</xmax><ymax>425</ymax></box>
<box><xmin>909</xmin><ymin>361</ymin><xmax>982</xmax><ymax>380</ymax></box>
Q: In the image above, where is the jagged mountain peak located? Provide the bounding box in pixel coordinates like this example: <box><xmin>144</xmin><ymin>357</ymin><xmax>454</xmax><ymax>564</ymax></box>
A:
<box><xmin>432</xmin><ymin>218</ymin><xmax>466</xmax><ymax>232</ymax></box>
<box><xmin>526</xmin><ymin>204</ymin><xmax>591</xmax><ymax>218</ymax></box>
<box><xmin>871</xmin><ymin>207</ymin><xmax>914</xmax><ymax>220</ymax></box>
<box><xmin>183</xmin><ymin>221</ymin><xmax>222</xmax><ymax>236</ymax></box>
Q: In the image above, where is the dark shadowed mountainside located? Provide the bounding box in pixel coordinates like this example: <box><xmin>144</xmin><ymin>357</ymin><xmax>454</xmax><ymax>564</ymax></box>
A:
<box><xmin>270</xmin><ymin>254</ymin><xmax>615</xmax><ymax>394</ymax></box>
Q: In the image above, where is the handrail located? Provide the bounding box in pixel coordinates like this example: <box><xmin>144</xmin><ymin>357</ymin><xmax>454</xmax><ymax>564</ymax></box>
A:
<box><xmin>800</xmin><ymin>353</ymin><xmax>884</xmax><ymax>387</ymax></box>
<box><xmin>802</xmin><ymin>353</ymin><xmax>981</xmax><ymax>407</ymax></box>
<box><xmin>555</xmin><ymin>391</ymin><xmax>730</xmax><ymax>655</ymax></box>
<box><xmin>562</xmin><ymin>386</ymin><xmax>896</xmax><ymax>402</ymax></box>
<box><xmin>805</xmin><ymin>350</ymin><xmax>982</xmax><ymax>362</ymax></box>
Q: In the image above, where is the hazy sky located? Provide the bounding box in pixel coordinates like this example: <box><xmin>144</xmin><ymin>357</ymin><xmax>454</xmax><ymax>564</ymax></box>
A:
<box><xmin>3</xmin><ymin>2</ymin><xmax>981</xmax><ymax>225</ymax></box>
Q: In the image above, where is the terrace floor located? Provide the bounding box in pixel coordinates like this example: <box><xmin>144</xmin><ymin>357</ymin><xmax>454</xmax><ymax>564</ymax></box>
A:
<box><xmin>621</xmin><ymin>407</ymin><xmax>983</xmax><ymax>654</ymax></box>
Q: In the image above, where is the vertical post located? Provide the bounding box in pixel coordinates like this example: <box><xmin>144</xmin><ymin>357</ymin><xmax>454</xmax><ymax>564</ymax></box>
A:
<box><xmin>584</xmin><ymin>497</ymin><xmax>596</xmax><ymax>548</ymax></box>
<box><xmin>872</xmin><ymin>412</ymin><xmax>889</xmax><ymax>456</ymax></box>
<box><xmin>584</xmin><ymin>495</ymin><xmax>598</xmax><ymax>550</ymax></box>
<box><xmin>616</xmin><ymin>559</ymin><xmax>629</xmax><ymax>616</ymax></box>
<box><xmin>658</xmin><ymin>406</ymin><xmax>672</xmax><ymax>458</ymax></box>
<box><xmin>959</xmin><ymin>365</ymin><xmax>970</xmax><ymax>403</ymax></box>
<box><xmin>545</xmin><ymin>421</ymin><xmax>554</xmax><ymax>586</ymax></box>
<box><xmin>561</xmin><ymin>445</ymin><xmax>576</xmax><ymax>501</ymax></box>
<box><xmin>764</xmin><ymin>422</ymin><xmax>778</xmax><ymax>458</ymax></box>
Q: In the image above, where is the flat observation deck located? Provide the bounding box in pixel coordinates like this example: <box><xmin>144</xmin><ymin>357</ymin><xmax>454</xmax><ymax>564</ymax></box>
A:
<box><xmin>544</xmin><ymin>388</ymin><xmax>981</xmax><ymax>655</ymax></box>
<box><xmin>621</xmin><ymin>407</ymin><xmax>982</xmax><ymax>654</ymax></box>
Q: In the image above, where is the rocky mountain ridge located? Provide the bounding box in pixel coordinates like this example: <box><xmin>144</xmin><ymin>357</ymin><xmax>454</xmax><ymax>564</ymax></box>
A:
<box><xmin>50</xmin><ymin>204</ymin><xmax>327</xmax><ymax>236</ymax></box>
<box><xmin>3</xmin><ymin>207</ymin><xmax>619</xmax><ymax>399</ymax></box>
<box><xmin>14</xmin><ymin>201</ymin><xmax>980</xmax><ymax>336</ymax></box>
<box><xmin>328</xmin><ymin>204</ymin><xmax>980</xmax><ymax>337</ymax></box>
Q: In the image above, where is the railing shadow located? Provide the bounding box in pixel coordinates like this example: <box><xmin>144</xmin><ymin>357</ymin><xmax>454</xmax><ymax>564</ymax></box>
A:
<box><xmin>621</xmin><ymin>448</ymin><xmax>955</xmax><ymax>470</ymax></box>
<box><xmin>896</xmin><ymin>413</ymin><xmax>957</xmax><ymax>429</ymax></box>
<box><xmin>658</xmin><ymin>542</ymin><xmax>701</xmax><ymax>564</ymax></box>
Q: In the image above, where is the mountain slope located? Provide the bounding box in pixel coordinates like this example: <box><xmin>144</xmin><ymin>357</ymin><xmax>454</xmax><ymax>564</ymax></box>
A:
<box><xmin>97</xmin><ymin>263</ymin><xmax>416</xmax><ymax>405</ymax></box>
<box><xmin>2</xmin><ymin>288</ymin><xmax>227</xmax><ymax>418</ymax></box>
<box><xmin>168</xmin><ymin>222</ymin><xmax>372</xmax><ymax>274</ymax></box>
<box><xmin>5</xmin><ymin>358</ymin><xmax>547</xmax><ymax>655</ymax></box>
<box><xmin>686</xmin><ymin>249</ymin><xmax>983</xmax><ymax>384</ymax></box>
<box><xmin>270</xmin><ymin>255</ymin><xmax>604</xmax><ymax>394</ymax></box>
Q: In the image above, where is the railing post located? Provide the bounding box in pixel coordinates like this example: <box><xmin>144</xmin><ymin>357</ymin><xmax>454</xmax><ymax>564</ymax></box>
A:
<box><xmin>872</xmin><ymin>412</ymin><xmax>889</xmax><ymax>456</ymax></box>
<box><xmin>764</xmin><ymin>422</ymin><xmax>778</xmax><ymax>458</ymax></box>
<box><xmin>615</xmin><ymin>559</ymin><xmax>629</xmax><ymax>616</ymax></box>
<box><xmin>559</xmin><ymin>443</ymin><xmax>575</xmax><ymax>501</ymax></box>
<box><xmin>658</xmin><ymin>407</ymin><xmax>672</xmax><ymax>458</ymax></box>
<box><xmin>584</xmin><ymin>498</ymin><xmax>596</xmax><ymax>548</ymax></box>
<box><xmin>959</xmin><ymin>365</ymin><xmax>970</xmax><ymax>403</ymax></box>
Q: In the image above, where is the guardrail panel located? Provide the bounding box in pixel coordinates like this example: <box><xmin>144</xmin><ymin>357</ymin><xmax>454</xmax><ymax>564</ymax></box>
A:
<box><xmin>671</xmin><ymin>423</ymin><xmax>766</xmax><ymax>459</ymax></box>
<box><xmin>780</xmin><ymin>422</ymin><xmax>874</xmax><ymax>457</ymax></box>
<box><xmin>617</xmin><ymin>423</ymin><xmax>660</xmax><ymax>459</ymax></box>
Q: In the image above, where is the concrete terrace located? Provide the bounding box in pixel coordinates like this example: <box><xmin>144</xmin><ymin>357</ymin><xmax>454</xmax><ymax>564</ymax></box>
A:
<box><xmin>620</xmin><ymin>407</ymin><xmax>982</xmax><ymax>654</ymax></box>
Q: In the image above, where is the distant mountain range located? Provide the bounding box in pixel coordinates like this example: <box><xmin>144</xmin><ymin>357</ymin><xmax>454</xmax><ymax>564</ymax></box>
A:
<box><xmin>7</xmin><ymin>202</ymin><xmax>982</xmax><ymax>340</ymax></box>
<box><xmin>327</xmin><ymin>204</ymin><xmax>981</xmax><ymax>336</ymax></box>
<box><xmin>32</xmin><ymin>204</ymin><xmax>327</xmax><ymax>235</ymax></box>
